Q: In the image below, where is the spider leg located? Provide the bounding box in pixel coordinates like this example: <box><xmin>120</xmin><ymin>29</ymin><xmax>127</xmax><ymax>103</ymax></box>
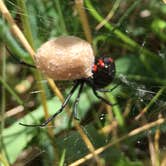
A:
<box><xmin>19</xmin><ymin>81</ymin><xmax>80</xmax><ymax>127</ymax></box>
<box><xmin>73</xmin><ymin>82</ymin><xmax>84</xmax><ymax>120</ymax></box>
<box><xmin>96</xmin><ymin>84</ymin><xmax>119</xmax><ymax>92</ymax></box>
<box><xmin>14</xmin><ymin>59</ymin><xmax>36</xmax><ymax>68</ymax></box>
<box><xmin>92</xmin><ymin>88</ymin><xmax>113</xmax><ymax>106</ymax></box>
<box><xmin>67</xmin><ymin>82</ymin><xmax>84</xmax><ymax>128</ymax></box>
<box><xmin>6</xmin><ymin>47</ymin><xmax>36</xmax><ymax>68</ymax></box>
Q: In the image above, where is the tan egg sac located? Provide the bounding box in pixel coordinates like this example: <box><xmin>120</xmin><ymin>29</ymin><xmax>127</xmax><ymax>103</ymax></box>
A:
<box><xmin>35</xmin><ymin>36</ymin><xmax>95</xmax><ymax>80</ymax></box>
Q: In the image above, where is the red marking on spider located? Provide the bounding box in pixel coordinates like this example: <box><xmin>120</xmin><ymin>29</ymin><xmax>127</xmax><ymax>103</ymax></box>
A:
<box><xmin>92</xmin><ymin>64</ymin><xmax>98</xmax><ymax>72</ymax></box>
<box><xmin>98</xmin><ymin>59</ymin><xmax>105</xmax><ymax>67</ymax></box>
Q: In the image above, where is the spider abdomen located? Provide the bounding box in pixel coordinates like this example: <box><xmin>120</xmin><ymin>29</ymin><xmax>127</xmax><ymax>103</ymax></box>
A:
<box><xmin>35</xmin><ymin>36</ymin><xmax>94</xmax><ymax>80</ymax></box>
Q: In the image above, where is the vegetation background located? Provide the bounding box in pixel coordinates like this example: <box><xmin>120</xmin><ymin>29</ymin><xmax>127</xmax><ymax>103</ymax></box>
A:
<box><xmin>0</xmin><ymin>0</ymin><xmax>166</xmax><ymax>165</ymax></box>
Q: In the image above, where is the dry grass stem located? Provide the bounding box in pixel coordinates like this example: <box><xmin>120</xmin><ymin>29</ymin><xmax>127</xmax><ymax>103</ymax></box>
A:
<box><xmin>75</xmin><ymin>0</ymin><xmax>92</xmax><ymax>44</ymax></box>
<box><xmin>135</xmin><ymin>87</ymin><xmax>165</xmax><ymax>120</ymax></box>
<box><xmin>96</xmin><ymin>0</ymin><xmax>120</xmax><ymax>30</ymax></box>
<box><xmin>0</xmin><ymin>0</ymin><xmax>35</xmax><ymax>58</ymax></box>
<box><xmin>5</xmin><ymin>105</ymin><xmax>24</xmax><ymax>118</ymax></box>
<box><xmin>123</xmin><ymin>99</ymin><xmax>132</xmax><ymax>117</ymax></box>
<box><xmin>161</xmin><ymin>155</ymin><xmax>166</xmax><ymax>166</ymax></box>
<box><xmin>69</xmin><ymin>118</ymin><xmax>165</xmax><ymax>166</ymax></box>
<box><xmin>0</xmin><ymin>0</ymin><xmax>60</xmax><ymax>161</ymax></box>
<box><xmin>154</xmin><ymin>115</ymin><xmax>161</xmax><ymax>166</ymax></box>
<box><xmin>47</xmin><ymin>78</ymin><xmax>102</xmax><ymax>165</ymax></box>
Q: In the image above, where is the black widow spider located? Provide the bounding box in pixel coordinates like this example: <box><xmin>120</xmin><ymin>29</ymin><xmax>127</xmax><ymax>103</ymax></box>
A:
<box><xmin>9</xmin><ymin>47</ymin><xmax>116</xmax><ymax>127</ymax></box>
<box><xmin>18</xmin><ymin>56</ymin><xmax>116</xmax><ymax>127</ymax></box>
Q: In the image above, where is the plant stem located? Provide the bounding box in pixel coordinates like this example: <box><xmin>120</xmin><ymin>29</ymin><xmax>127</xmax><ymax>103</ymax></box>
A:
<box><xmin>85</xmin><ymin>0</ymin><xmax>160</xmax><ymax>77</ymax></box>
<box><xmin>16</xmin><ymin>0</ymin><xmax>35</xmax><ymax>48</ymax></box>
<box><xmin>0</xmin><ymin>153</ymin><xmax>9</xmax><ymax>166</ymax></box>
<box><xmin>69</xmin><ymin>118</ymin><xmax>165</xmax><ymax>166</ymax></box>
<box><xmin>16</xmin><ymin>0</ymin><xmax>60</xmax><ymax>161</ymax></box>
<box><xmin>0</xmin><ymin>46</ymin><xmax>10</xmax><ymax>164</ymax></box>
<box><xmin>107</xmin><ymin>93</ymin><xmax>124</xmax><ymax>127</ymax></box>
<box><xmin>0</xmin><ymin>19</ymin><xmax>31</xmax><ymax>62</ymax></box>
<box><xmin>135</xmin><ymin>86</ymin><xmax>166</xmax><ymax>120</ymax></box>
<box><xmin>0</xmin><ymin>46</ymin><xmax>6</xmax><ymax>146</ymax></box>
<box><xmin>0</xmin><ymin>0</ymin><xmax>35</xmax><ymax>58</ymax></box>
<box><xmin>124</xmin><ymin>74</ymin><xmax>166</xmax><ymax>85</ymax></box>
<box><xmin>75</xmin><ymin>0</ymin><xmax>93</xmax><ymax>43</ymax></box>
<box><xmin>0</xmin><ymin>76</ymin><xmax>23</xmax><ymax>105</ymax></box>
<box><xmin>53</xmin><ymin>0</ymin><xmax>68</xmax><ymax>35</ymax></box>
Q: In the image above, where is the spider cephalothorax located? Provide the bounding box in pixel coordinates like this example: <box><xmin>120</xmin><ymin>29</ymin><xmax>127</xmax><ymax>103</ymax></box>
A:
<box><xmin>85</xmin><ymin>57</ymin><xmax>116</xmax><ymax>90</ymax></box>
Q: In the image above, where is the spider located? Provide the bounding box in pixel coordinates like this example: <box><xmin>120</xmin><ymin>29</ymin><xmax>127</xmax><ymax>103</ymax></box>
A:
<box><xmin>8</xmin><ymin>47</ymin><xmax>116</xmax><ymax>127</ymax></box>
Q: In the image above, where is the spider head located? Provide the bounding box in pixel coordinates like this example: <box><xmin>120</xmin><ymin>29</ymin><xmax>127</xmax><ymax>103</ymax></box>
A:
<box><xmin>91</xmin><ymin>57</ymin><xmax>116</xmax><ymax>89</ymax></box>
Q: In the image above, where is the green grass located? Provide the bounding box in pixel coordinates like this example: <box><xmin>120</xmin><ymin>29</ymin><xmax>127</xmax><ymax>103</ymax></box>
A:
<box><xmin>0</xmin><ymin>0</ymin><xmax>166</xmax><ymax>166</ymax></box>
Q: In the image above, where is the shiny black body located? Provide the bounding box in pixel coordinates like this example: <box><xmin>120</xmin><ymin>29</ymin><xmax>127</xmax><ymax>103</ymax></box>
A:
<box><xmin>85</xmin><ymin>57</ymin><xmax>116</xmax><ymax>89</ymax></box>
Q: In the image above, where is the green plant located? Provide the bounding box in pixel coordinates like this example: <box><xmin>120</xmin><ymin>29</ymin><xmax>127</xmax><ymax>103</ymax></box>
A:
<box><xmin>0</xmin><ymin>0</ymin><xmax>166</xmax><ymax>165</ymax></box>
